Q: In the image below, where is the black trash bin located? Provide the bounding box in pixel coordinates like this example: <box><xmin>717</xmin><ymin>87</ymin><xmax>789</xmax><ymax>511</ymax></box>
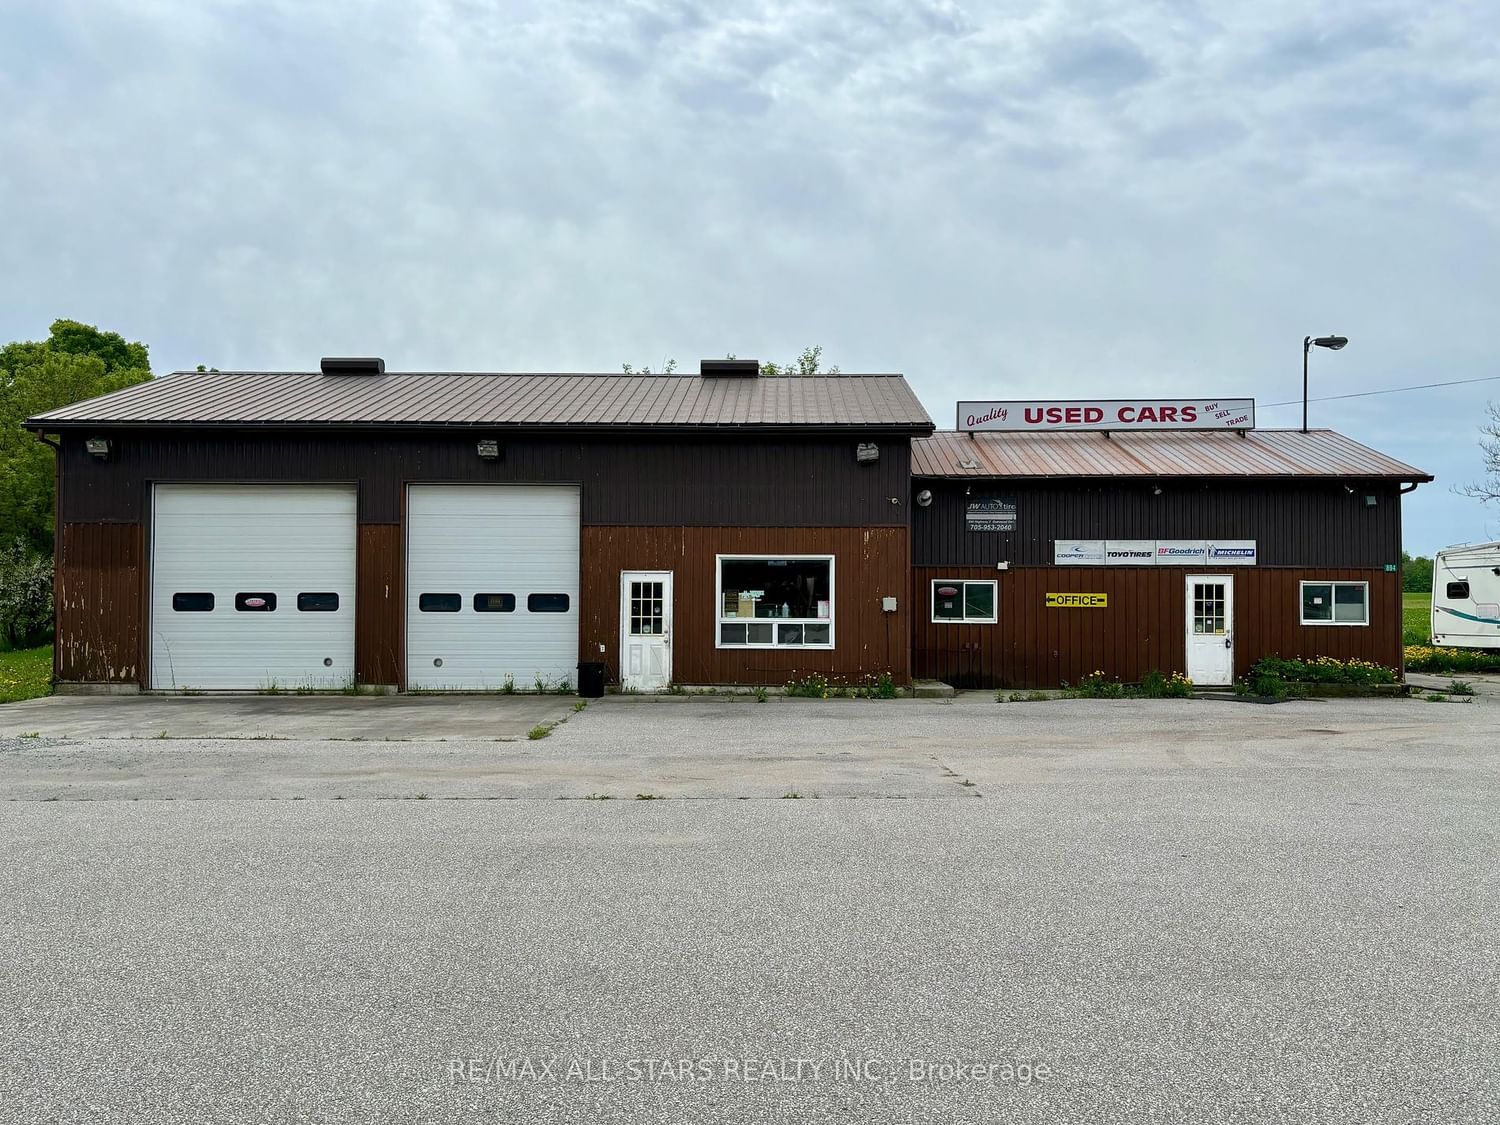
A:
<box><xmin>577</xmin><ymin>661</ymin><xmax>606</xmax><ymax>698</ymax></box>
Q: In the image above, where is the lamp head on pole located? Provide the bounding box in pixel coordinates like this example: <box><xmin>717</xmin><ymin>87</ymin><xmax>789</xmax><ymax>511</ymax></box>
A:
<box><xmin>1312</xmin><ymin>335</ymin><xmax>1349</xmax><ymax>351</ymax></box>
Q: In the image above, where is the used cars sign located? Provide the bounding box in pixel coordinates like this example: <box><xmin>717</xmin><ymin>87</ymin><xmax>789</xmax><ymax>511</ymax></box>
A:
<box><xmin>958</xmin><ymin>399</ymin><xmax>1254</xmax><ymax>432</ymax></box>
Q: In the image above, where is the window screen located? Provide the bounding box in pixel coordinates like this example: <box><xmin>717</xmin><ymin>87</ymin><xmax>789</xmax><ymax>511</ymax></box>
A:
<box><xmin>527</xmin><ymin>593</ymin><xmax>570</xmax><ymax>613</ymax></box>
<box><xmin>1447</xmin><ymin>581</ymin><xmax>1470</xmax><ymax>600</ymax></box>
<box><xmin>172</xmin><ymin>592</ymin><xmax>214</xmax><ymax>612</ymax></box>
<box><xmin>234</xmin><ymin>593</ymin><xmax>277</xmax><ymax>612</ymax></box>
<box><xmin>297</xmin><ymin>592</ymin><xmax>340</xmax><ymax>612</ymax></box>
<box><xmin>419</xmin><ymin>593</ymin><xmax>461</xmax><ymax>612</ymax></box>
<box><xmin>474</xmin><ymin>593</ymin><xmax>516</xmax><ymax>612</ymax></box>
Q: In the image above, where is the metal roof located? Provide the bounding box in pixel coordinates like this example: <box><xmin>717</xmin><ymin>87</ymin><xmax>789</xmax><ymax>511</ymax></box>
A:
<box><xmin>26</xmin><ymin>370</ymin><xmax>935</xmax><ymax>432</ymax></box>
<box><xmin>911</xmin><ymin>429</ymin><xmax>1432</xmax><ymax>482</ymax></box>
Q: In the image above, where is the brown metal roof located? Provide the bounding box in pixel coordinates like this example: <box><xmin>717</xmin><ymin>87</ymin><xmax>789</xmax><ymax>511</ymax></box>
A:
<box><xmin>26</xmin><ymin>370</ymin><xmax>935</xmax><ymax>432</ymax></box>
<box><xmin>911</xmin><ymin>429</ymin><xmax>1432</xmax><ymax>482</ymax></box>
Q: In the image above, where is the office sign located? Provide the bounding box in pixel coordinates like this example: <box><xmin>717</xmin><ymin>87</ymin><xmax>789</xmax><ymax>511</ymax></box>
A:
<box><xmin>1046</xmin><ymin>592</ymin><xmax>1108</xmax><ymax>608</ymax></box>
<box><xmin>958</xmin><ymin>399</ymin><xmax>1255</xmax><ymax>432</ymax></box>
<box><xmin>965</xmin><ymin>495</ymin><xmax>1017</xmax><ymax>532</ymax></box>
<box><xmin>1055</xmin><ymin>539</ymin><xmax>1258</xmax><ymax>566</ymax></box>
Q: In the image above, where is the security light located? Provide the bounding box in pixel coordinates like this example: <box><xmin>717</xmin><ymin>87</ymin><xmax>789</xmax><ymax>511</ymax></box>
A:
<box><xmin>476</xmin><ymin>439</ymin><xmax>500</xmax><ymax>460</ymax></box>
<box><xmin>85</xmin><ymin>437</ymin><xmax>110</xmax><ymax>460</ymax></box>
<box><xmin>856</xmin><ymin>442</ymin><xmax>880</xmax><ymax>464</ymax></box>
<box><xmin>916</xmin><ymin>489</ymin><xmax>933</xmax><ymax>507</ymax></box>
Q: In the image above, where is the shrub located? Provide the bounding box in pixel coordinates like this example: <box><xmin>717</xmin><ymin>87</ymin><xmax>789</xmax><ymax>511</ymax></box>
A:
<box><xmin>1404</xmin><ymin>646</ymin><xmax>1500</xmax><ymax>675</ymax></box>
<box><xmin>1069</xmin><ymin>671</ymin><xmax>1125</xmax><ymax>698</ymax></box>
<box><xmin>1248</xmin><ymin>656</ymin><xmax>1398</xmax><ymax>686</ymax></box>
<box><xmin>1138</xmin><ymin>669</ymin><xmax>1193</xmax><ymax>698</ymax></box>
<box><xmin>853</xmin><ymin>672</ymin><xmax>898</xmax><ymax>699</ymax></box>
<box><xmin>0</xmin><ymin>541</ymin><xmax>53</xmax><ymax>648</ymax></box>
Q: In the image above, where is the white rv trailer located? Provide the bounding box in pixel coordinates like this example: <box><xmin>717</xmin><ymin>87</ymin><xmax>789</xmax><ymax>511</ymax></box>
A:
<box><xmin>1431</xmin><ymin>542</ymin><xmax>1500</xmax><ymax>649</ymax></box>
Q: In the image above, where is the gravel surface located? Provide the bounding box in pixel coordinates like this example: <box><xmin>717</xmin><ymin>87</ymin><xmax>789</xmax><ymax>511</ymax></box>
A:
<box><xmin>2</xmin><ymin>697</ymin><xmax>1497</xmax><ymax>1123</ymax></box>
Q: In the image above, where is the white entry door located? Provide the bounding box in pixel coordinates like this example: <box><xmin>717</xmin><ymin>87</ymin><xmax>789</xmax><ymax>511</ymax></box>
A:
<box><xmin>1185</xmin><ymin>575</ymin><xmax>1234</xmax><ymax>686</ymax></box>
<box><xmin>620</xmin><ymin>571</ymin><xmax>672</xmax><ymax>692</ymax></box>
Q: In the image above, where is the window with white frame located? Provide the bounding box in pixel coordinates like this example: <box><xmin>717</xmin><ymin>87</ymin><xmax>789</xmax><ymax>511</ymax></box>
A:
<box><xmin>1300</xmin><ymin>581</ymin><xmax>1369</xmax><ymax>625</ymax></box>
<box><xmin>717</xmin><ymin>556</ymin><xmax>833</xmax><ymax>648</ymax></box>
<box><xmin>931</xmin><ymin>580</ymin><xmax>997</xmax><ymax>623</ymax></box>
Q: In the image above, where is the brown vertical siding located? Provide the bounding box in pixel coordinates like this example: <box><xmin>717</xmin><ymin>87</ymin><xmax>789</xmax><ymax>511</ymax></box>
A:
<box><xmin>54</xmin><ymin>523</ymin><xmax>143</xmax><ymax>683</ymax></box>
<box><xmin>913</xmin><ymin>480</ymin><xmax>1403</xmax><ymax>568</ymax></box>
<box><xmin>54</xmin><ymin>431</ymin><xmax>913</xmax><ymax>528</ymax></box>
<box><xmin>913</xmin><ymin>565</ymin><xmax>1400</xmax><ymax>688</ymax></box>
<box><xmin>356</xmin><ymin>524</ymin><xmax>403</xmax><ymax>686</ymax></box>
<box><xmin>581</xmin><ymin>526</ymin><xmax>910</xmax><ymax>685</ymax></box>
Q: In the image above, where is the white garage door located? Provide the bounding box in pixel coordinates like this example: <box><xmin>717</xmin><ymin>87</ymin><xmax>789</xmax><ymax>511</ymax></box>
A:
<box><xmin>406</xmin><ymin>484</ymin><xmax>580</xmax><ymax>691</ymax></box>
<box><xmin>150</xmin><ymin>485</ymin><xmax>357</xmax><ymax>690</ymax></box>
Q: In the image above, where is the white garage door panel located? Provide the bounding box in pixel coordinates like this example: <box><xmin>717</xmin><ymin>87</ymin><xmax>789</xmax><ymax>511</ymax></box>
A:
<box><xmin>151</xmin><ymin>485</ymin><xmax>357</xmax><ymax>690</ymax></box>
<box><xmin>406</xmin><ymin>485</ymin><xmax>580</xmax><ymax>690</ymax></box>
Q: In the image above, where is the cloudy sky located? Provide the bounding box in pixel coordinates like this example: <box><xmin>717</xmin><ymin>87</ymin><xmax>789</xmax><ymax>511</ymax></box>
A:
<box><xmin>2</xmin><ymin>0</ymin><xmax>1496</xmax><ymax>551</ymax></box>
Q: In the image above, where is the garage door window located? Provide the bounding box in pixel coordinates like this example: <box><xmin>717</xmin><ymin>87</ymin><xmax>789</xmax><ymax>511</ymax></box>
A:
<box><xmin>235</xmin><ymin>593</ymin><xmax>277</xmax><ymax>612</ymax></box>
<box><xmin>527</xmin><ymin>593</ymin><xmax>570</xmax><ymax>613</ymax></box>
<box><xmin>474</xmin><ymin>593</ymin><xmax>516</xmax><ymax>612</ymax></box>
<box><xmin>172</xmin><ymin>592</ymin><xmax>215</xmax><ymax>612</ymax></box>
<box><xmin>717</xmin><ymin>556</ymin><xmax>834</xmax><ymax>648</ymax></box>
<box><xmin>297</xmin><ymin>592</ymin><xmax>340</xmax><ymax>612</ymax></box>
<box><xmin>931</xmin><ymin>580</ymin><xmax>997</xmax><ymax>623</ymax></box>
<box><xmin>1300</xmin><ymin>581</ymin><xmax>1368</xmax><ymax>625</ymax></box>
<box><xmin>419</xmin><ymin>593</ymin><xmax>462</xmax><ymax>612</ymax></box>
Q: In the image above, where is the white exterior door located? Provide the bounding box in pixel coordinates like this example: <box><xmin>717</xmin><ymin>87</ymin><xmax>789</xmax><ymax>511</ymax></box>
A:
<box><xmin>1185</xmin><ymin>575</ymin><xmax>1234</xmax><ymax>686</ymax></box>
<box><xmin>620</xmin><ymin>571</ymin><xmax>672</xmax><ymax>692</ymax></box>
<box><xmin>150</xmin><ymin>484</ymin><xmax>357</xmax><ymax>690</ymax></box>
<box><xmin>406</xmin><ymin>484</ymin><xmax>580</xmax><ymax>690</ymax></box>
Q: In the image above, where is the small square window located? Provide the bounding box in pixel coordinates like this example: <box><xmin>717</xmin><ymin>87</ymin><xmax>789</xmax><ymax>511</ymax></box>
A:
<box><xmin>931</xmin><ymin>580</ymin><xmax>997</xmax><ymax>624</ymax></box>
<box><xmin>1446</xmin><ymin>581</ymin><xmax>1470</xmax><ymax>600</ymax></box>
<box><xmin>474</xmin><ymin>593</ymin><xmax>516</xmax><ymax>612</ymax></box>
<box><xmin>419</xmin><ymin>593</ymin><xmax>461</xmax><ymax>612</ymax></box>
<box><xmin>297</xmin><ymin>592</ymin><xmax>339</xmax><ymax>612</ymax></box>
<box><xmin>172</xmin><ymin>592</ymin><xmax>214</xmax><ymax>612</ymax></box>
<box><xmin>527</xmin><ymin>593</ymin><xmax>570</xmax><ymax>613</ymax></box>
<box><xmin>235</xmin><ymin>592</ymin><xmax>276</xmax><ymax>612</ymax></box>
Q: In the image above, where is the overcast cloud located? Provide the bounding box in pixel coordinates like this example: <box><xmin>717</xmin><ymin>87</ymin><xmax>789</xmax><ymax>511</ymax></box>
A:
<box><xmin>2</xmin><ymin>0</ymin><xmax>1497</xmax><ymax>550</ymax></box>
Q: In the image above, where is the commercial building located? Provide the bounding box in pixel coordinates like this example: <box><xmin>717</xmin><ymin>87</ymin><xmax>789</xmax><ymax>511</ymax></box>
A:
<box><xmin>27</xmin><ymin>369</ymin><xmax>1431</xmax><ymax>692</ymax></box>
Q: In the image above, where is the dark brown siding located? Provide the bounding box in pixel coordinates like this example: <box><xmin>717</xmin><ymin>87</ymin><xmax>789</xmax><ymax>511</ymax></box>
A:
<box><xmin>54</xmin><ymin>523</ymin><xmax>143</xmax><ymax>683</ymax></box>
<box><xmin>913</xmin><ymin>480</ymin><xmax>1402</xmax><ymax>568</ymax></box>
<box><xmin>356</xmin><ymin>525</ymin><xmax>403</xmax><ymax>686</ymax></box>
<box><xmin>55</xmin><ymin>431</ymin><xmax>912</xmax><ymax>528</ymax></box>
<box><xmin>582</xmin><ymin>527</ymin><xmax>910</xmax><ymax>686</ymax></box>
<box><xmin>913</xmin><ymin>566</ymin><xmax>1400</xmax><ymax>688</ymax></box>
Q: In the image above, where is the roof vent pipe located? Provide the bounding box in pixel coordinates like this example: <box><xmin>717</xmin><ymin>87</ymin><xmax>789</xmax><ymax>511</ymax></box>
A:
<box><xmin>700</xmin><ymin>359</ymin><xmax>760</xmax><ymax>376</ymax></box>
<box><xmin>320</xmin><ymin>357</ymin><xmax>386</xmax><ymax>375</ymax></box>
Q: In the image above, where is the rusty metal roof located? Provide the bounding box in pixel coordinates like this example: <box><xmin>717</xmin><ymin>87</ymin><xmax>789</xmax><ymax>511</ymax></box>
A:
<box><xmin>911</xmin><ymin>429</ymin><xmax>1432</xmax><ymax>481</ymax></box>
<box><xmin>27</xmin><ymin>370</ymin><xmax>935</xmax><ymax>432</ymax></box>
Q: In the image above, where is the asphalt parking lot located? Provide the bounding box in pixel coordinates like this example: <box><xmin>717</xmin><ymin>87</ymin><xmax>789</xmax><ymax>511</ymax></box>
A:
<box><xmin>3</xmin><ymin>694</ymin><xmax>1497</xmax><ymax>1123</ymax></box>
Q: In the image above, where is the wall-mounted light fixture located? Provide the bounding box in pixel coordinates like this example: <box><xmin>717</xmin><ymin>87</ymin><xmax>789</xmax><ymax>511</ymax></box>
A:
<box><xmin>85</xmin><ymin>437</ymin><xmax>111</xmax><ymax>460</ymax></box>
<box><xmin>476</xmin><ymin>439</ymin><xmax>500</xmax><ymax>461</ymax></box>
<box><xmin>856</xmin><ymin>442</ymin><xmax>880</xmax><ymax>464</ymax></box>
<box><xmin>1152</xmin><ymin>484</ymin><xmax>1163</xmax><ymax>496</ymax></box>
<box><xmin>915</xmin><ymin>489</ymin><xmax>933</xmax><ymax>507</ymax></box>
<box><xmin>1364</xmin><ymin>494</ymin><xmax>1378</xmax><ymax>507</ymax></box>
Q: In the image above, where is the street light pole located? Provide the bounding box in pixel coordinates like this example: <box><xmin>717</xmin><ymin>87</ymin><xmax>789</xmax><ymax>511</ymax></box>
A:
<box><xmin>1301</xmin><ymin>335</ymin><xmax>1349</xmax><ymax>433</ymax></box>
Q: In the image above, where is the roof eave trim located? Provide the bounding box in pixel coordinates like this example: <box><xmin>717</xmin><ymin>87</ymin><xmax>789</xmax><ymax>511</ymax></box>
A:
<box><xmin>26</xmin><ymin>419</ymin><xmax>938</xmax><ymax>436</ymax></box>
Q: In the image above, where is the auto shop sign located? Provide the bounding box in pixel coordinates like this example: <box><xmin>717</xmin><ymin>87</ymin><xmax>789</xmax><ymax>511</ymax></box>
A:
<box><xmin>965</xmin><ymin>495</ymin><xmax>1017</xmax><ymax>532</ymax></box>
<box><xmin>957</xmin><ymin>399</ymin><xmax>1255</xmax><ymax>432</ymax></box>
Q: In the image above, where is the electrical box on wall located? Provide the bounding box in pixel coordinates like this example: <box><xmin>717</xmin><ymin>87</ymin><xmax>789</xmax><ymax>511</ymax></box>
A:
<box><xmin>881</xmin><ymin>596</ymin><xmax>898</xmax><ymax>612</ymax></box>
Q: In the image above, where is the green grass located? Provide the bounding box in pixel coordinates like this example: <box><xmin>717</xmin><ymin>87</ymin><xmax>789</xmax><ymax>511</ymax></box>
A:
<box><xmin>0</xmin><ymin>645</ymin><xmax>53</xmax><ymax>704</ymax></box>
<box><xmin>1403</xmin><ymin>591</ymin><xmax>1430</xmax><ymax>645</ymax></box>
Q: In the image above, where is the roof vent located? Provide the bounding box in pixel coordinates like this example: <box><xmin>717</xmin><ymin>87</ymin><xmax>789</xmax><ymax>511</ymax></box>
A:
<box><xmin>320</xmin><ymin>357</ymin><xmax>385</xmax><ymax>375</ymax></box>
<box><xmin>700</xmin><ymin>359</ymin><xmax>759</xmax><ymax>377</ymax></box>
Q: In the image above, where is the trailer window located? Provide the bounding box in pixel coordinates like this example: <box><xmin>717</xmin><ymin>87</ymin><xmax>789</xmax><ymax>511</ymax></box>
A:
<box><xmin>931</xmin><ymin>580</ymin><xmax>997</xmax><ymax>623</ymax></box>
<box><xmin>1446</xmin><ymin>581</ymin><xmax>1470</xmax><ymax>600</ymax></box>
<box><xmin>716</xmin><ymin>556</ymin><xmax>834</xmax><ymax>649</ymax></box>
<box><xmin>1300</xmin><ymin>581</ymin><xmax>1368</xmax><ymax>626</ymax></box>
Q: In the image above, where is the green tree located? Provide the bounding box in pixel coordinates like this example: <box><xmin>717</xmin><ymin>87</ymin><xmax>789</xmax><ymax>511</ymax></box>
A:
<box><xmin>1401</xmin><ymin>550</ymin><xmax>1433</xmax><ymax>593</ymax></box>
<box><xmin>0</xmin><ymin>319</ymin><xmax>153</xmax><ymax>552</ymax></box>
<box><xmin>760</xmin><ymin>345</ymin><xmax>839</xmax><ymax>376</ymax></box>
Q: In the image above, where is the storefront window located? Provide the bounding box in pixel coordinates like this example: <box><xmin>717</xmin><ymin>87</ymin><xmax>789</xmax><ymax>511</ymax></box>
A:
<box><xmin>1300</xmin><ymin>581</ymin><xmax>1368</xmax><ymax>625</ymax></box>
<box><xmin>717</xmin><ymin>556</ymin><xmax>834</xmax><ymax>648</ymax></box>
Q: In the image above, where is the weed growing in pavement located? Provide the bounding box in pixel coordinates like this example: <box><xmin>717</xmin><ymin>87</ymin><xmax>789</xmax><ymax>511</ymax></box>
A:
<box><xmin>783</xmin><ymin>791</ymin><xmax>801</xmax><ymax>799</ymax></box>
<box><xmin>19</xmin><ymin>730</ymin><xmax>40</xmax><ymax>738</ymax></box>
<box><xmin>500</xmin><ymin>676</ymin><xmax>516</xmax><ymax>694</ymax></box>
<box><xmin>1448</xmin><ymin>679</ymin><xmax>1476</xmax><ymax>696</ymax></box>
<box><xmin>573</xmin><ymin>700</ymin><xmax>587</xmax><ymax>712</ymax></box>
<box><xmin>635</xmin><ymin>793</ymin><xmax>661</xmax><ymax>800</ymax></box>
<box><xmin>754</xmin><ymin>685</ymin><xmax>769</xmax><ymax>703</ymax></box>
<box><xmin>583</xmin><ymin>793</ymin><xmax>612</xmax><ymax>800</ymax></box>
<box><xmin>528</xmin><ymin>723</ymin><xmax>554</xmax><ymax>740</ymax></box>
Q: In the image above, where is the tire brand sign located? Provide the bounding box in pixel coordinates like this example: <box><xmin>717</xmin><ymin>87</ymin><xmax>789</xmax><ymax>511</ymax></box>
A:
<box><xmin>1054</xmin><ymin>540</ymin><xmax>1257</xmax><ymax>566</ymax></box>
